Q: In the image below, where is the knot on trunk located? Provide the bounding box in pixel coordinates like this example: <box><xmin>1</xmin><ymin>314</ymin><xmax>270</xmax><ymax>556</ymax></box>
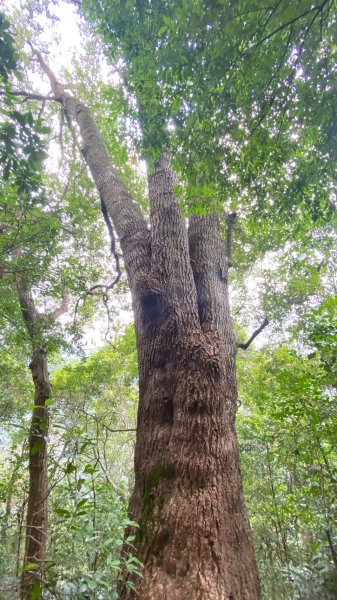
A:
<box><xmin>30</xmin><ymin>347</ymin><xmax>47</xmax><ymax>369</ymax></box>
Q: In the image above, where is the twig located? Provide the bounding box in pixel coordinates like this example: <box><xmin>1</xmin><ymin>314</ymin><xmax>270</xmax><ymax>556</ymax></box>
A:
<box><xmin>73</xmin><ymin>199</ymin><xmax>122</xmax><ymax>323</ymax></box>
<box><xmin>252</xmin><ymin>0</ymin><xmax>329</xmax><ymax>49</ymax></box>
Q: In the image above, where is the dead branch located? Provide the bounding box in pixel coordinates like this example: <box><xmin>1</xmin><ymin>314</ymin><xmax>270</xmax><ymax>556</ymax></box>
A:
<box><xmin>74</xmin><ymin>197</ymin><xmax>122</xmax><ymax>324</ymax></box>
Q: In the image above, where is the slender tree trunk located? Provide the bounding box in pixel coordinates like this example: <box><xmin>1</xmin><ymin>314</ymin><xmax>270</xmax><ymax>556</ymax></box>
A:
<box><xmin>1</xmin><ymin>465</ymin><xmax>16</xmax><ymax>547</ymax></box>
<box><xmin>34</xmin><ymin>58</ymin><xmax>260</xmax><ymax>599</ymax></box>
<box><xmin>15</xmin><ymin>275</ymin><xmax>52</xmax><ymax>599</ymax></box>
<box><xmin>20</xmin><ymin>347</ymin><xmax>51</xmax><ymax>599</ymax></box>
<box><xmin>16</xmin><ymin>497</ymin><xmax>27</xmax><ymax>580</ymax></box>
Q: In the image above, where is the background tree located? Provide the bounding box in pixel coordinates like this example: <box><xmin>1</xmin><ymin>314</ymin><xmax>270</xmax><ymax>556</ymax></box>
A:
<box><xmin>0</xmin><ymin>11</ymin><xmax>129</xmax><ymax>596</ymax></box>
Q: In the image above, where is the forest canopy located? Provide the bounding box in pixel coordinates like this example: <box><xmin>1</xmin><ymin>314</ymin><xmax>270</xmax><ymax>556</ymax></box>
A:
<box><xmin>0</xmin><ymin>1</ymin><xmax>336</xmax><ymax>599</ymax></box>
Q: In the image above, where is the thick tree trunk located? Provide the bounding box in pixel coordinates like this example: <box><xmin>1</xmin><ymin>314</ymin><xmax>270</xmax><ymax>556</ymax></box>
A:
<box><xmin>20</xmin><ymin>347</ymin><xmax>51</xmax><ymax>599</ymax></box>
<box><xmin>119</xmin><ymin>162</ymin><xmax>259</xmax><ymax>599</ymax></box>
<box><xmin>126</xmin><ymin>360</ymin><xmax>258</xmax><ymax>600</ymax></box>
<box><xmin>34</xmin><ymin>60</ymin><xmax>259</xmax><ymax>599</ymax></box>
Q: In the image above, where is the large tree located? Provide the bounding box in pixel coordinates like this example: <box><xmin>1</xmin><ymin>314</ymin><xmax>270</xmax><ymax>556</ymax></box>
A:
<box><xmin>27</xmin><ymin>46</ymin><xmax>259</xmax><ymax>598</ymax></box>
<box><xmin>2</xmin><ymin>0</ymin><xmax>337</xmax><ymax>597</ymax></box>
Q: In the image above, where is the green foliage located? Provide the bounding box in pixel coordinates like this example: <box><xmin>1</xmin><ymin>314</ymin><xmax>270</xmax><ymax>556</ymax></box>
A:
<box><xmin>0</xmin><ymin>110</ymin><xmax>48</xmax><ymax>190</ymax></box>
<box><xmin>0</xmin><ymin>326</ymin><xmax>140</xmax><ymax>599</ymax></box>
<box><xmin>84</xmin><ymin>2</ymin><xmax>336</xmax><ymax>180</ymax></box>
<box><xmin>237</xmin><ymin>341</ymin><xmax>337</xmax><ymax>599</ymax></box>
<box><xmin>83</xmin><ymin>0</ymin><xmax>336</xmax><ymax>298</ymax></box>
<box><xmin>302</xmin><ymin>296</ymin><xmax>337</xmax><ymax>383</ymax></box>
<box><xmin>0</xmin><ymin>13</ymin><xmax>18</xmax><ymax>83</ymax></box>
<box><xmin>0</xmin><ymin>11</ymin><xmax>134</xmax><ymax>361</ymax></box>
<box><xmin>0</xmin><ymin>13</ymin><xmax>48</xmax><ymax>194</ymax></box>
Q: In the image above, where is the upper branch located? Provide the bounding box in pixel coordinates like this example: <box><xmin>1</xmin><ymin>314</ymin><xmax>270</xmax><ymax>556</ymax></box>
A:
<box><xmin>188</xmin><ymin>212</ymin><xmax>236</xmax><ymax>349</ymax></box>
<box><xmin>147</xmin><ymin>149</ymin><xmax>199</xmax><ymax>327</ymax></box>
<box><xmin>73</xmin><ymin>203</ymin><xmax>122</xmax><ymax>323</ymax></box>
<box><xmin>31</xmin><ymin>47</ymin><xmax>150</xmax><ymax>289</ymax></box>
<box><xmin>252</xmin><ymin>0</ymin><xmax>329</xmax><ymax>49</ymax></box>
<box><xmin>225</xmin><ymin>212</ymin><xmax>237</xmax><ymax>268</ymax></box>
<box><xmin>0</xmin><ymin>90</ymin><xmax>59</xmax><ymax>102</ymax></box>
<box><xmin>237</xmin><ymin>318</ymin><xmax>269</xmax><ymax>350</ymax></box>
<box><xmin>51</xmin><ymin>292</ymin><xmax>69</xmax><ymax>321</ymax></box>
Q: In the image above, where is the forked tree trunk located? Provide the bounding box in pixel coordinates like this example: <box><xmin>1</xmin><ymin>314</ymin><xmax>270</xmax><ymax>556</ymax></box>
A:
<box><xmin>119</xmin><ymin>159</ymin><xmax>259</xmax><ymax>599</ymax></box>
<box><xmin>34</xmin><ymin>55</ymin><xmax>260</xmax><ymax>599</ymax></box>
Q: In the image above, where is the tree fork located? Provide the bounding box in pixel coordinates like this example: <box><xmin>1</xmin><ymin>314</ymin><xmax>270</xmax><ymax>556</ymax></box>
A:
<box><xmin>31</xmin><ymin>52</ymin><xmax>260</xmax><ymax>599</ymax></box>
<box><xmin>121</xmin><ymin>192</ymin><xmax>259</xmax><ymax>597</ymax></box>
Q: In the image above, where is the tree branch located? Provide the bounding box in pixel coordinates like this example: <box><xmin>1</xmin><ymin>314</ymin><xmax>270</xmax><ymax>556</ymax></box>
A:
<box><xmin>147</xmin><ymin>148</ymin><xmax>199</xmax><ymax>327</ymax></box>
<box><xmin>237</xmin><ymin>318</ymin><xmax>269</xmax><ymax>350</ymax></box>
<box><xmin>252</xmin><ymin>0</ymin><xmax>329</xmax><ymax>49</ymax></box>
<box><xmin>225</xmin><ymin>212</ymin><xmax>237</xmax><ymax>268</ymax></box>
<box><xmin>189</xmin><ymin>212</ymin><xmax>236</xmax><ymax>349</ymax></box>
<box><xmin>0</xmin><ymin>90</ymin><xmax>59</xmax><ymax>102</ymax></box>
<box><xmin>51</xmin><ymin>292</ymin><xmax>69</xmax><ymax>321</ymax></box>
<box><xmin>73</xmin><ymin>198</ymin><xmax>122</xmax><ymax>324</ymax></box>
<box><xmin>30</xmin><ymin>46</ymin><xmax>150</xmax><ymax>290</ymax></box>
<box><xmin>326</xmin><ymin>529</ymin><xmax>337</xmax><ymax>569</ymax></box>
<box><xmin>15</xmin><ymin>271</ymin><xmax>38</xmax><ymax>343</ymax></box>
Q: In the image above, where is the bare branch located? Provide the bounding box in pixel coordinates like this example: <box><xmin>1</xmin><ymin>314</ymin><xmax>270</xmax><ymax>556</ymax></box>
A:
<box><xmin>29</xmin><ymin>46</ymin><xmax>60</xmax><ymax>91</ymax></box>
<box><xmin>73</xmin><ymin>199</ymin><xmax>122</xmax><ymax>324</ymax></box>
<box><xmin>252</xmin><ymin>0</ymin><xmax>329</xmax><ymax>49</ymax></box>
<box><xmin>0</xmin><ymin>90</ymin><xmax>59</xmax><ymax>103</ymax></box>
<box><xmin>51</xmin><ymin>292</ymin><xmax>69</xmax><ymax>321</ymax></box>
<box><xmin>237</xmin><ymin>318</ymin><xmax>269</xmax><ymax>350</ymax></box>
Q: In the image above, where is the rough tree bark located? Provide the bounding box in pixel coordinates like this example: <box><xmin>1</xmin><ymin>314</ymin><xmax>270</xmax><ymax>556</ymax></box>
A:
<box><xmin>15</xmin><ymin>275</ymin><xmax>51</xmax><ymax>599</ymax></box>
<box><xmin>21</xmin><ymin>348</ymin><xmax>51</xmax><ymax>599</ymax></box>
<box><xmin>34</xmin><ymin>52</ymin><xmax>260</xmax><ymax>600</ymax></box>
<box><xmin>15</xmin><ymin>273</ymin><xmax>67</xmax><ymax>599</ymax></box>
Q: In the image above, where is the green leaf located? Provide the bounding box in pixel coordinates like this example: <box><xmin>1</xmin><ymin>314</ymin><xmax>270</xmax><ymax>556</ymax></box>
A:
<box><xmin>23</xmin><ymin>562</ymin><xmax>40</xmax><ymax>572</ymax></box>
<box><xmin>84</xmin><ymin>464</ymin><xmax>96</xmax><ymax>474</ymax></box>
<box><xmin>65</xmin><ymin>462</ymin><xmax>76</xmax><ymax>474</ymax></box>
